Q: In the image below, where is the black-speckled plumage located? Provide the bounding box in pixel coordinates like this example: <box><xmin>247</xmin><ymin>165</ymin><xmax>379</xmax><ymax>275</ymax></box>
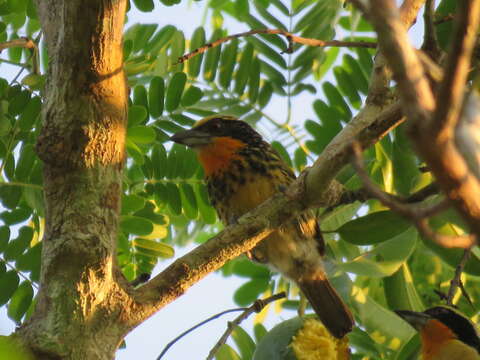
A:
<box><xmin>171</xmin><ymin>116</ymin><xmax>354</xmax><ymax>338</ymax></box>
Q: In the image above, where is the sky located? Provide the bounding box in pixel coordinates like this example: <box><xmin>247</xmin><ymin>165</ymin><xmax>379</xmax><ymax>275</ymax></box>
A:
<box><xmin>0</xmin><ymin>1</ymin><xmax>426</xmax><ymax>359</ymax></box>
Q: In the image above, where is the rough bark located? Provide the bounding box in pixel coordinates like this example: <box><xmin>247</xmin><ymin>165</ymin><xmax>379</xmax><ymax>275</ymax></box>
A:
<box><xmin>17</xmin><ymin>1</ymin><xmax>131</xmax><ymax>359</ymax></box>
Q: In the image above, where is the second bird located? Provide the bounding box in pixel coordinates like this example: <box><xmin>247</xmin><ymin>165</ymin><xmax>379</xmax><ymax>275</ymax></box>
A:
<box><xmin>170</xmin><ymin>115</ymin><xmax>354</xmax><ymax>339</ymax></box>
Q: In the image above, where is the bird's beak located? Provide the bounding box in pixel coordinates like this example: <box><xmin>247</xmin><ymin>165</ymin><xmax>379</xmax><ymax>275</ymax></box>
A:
<box><xmin>395</xmin><ymin>310</ymin><xmax>431</xmax><ymax>330</ymax></box>
<box><xmin>169</xmin><ymin>129</ymin><xmax>213</xmax><ymax>148</ymax></box>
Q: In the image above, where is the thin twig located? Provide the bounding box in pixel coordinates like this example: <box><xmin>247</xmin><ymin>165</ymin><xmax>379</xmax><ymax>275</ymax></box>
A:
<box><xmin>446</xmin><ymin>249</ymin><xmax>471</xmax><ymax>306</ymax></box>
<box><xmin>434</xmin><ymin>14</ymin><xmax>454</xmax><ymax>25</ymax></box>
<box><xmin>157</xmin><ymin>308</ymin><xmax>247</xmax><ymax>360</ymax></box>
<box><xmin>0</xmin><ymin>37</ymin><xmax>36</xmax><ymax>52</ymax></box>
<box><xmin>422</xmin><ymin>0</ymin><xmax>441</xmax><ymax>58</ymax></box>
<box><xmin>206</xmin><ymin>292</ymin><xmax>286</xmax><ymax>360</ymax></box>
<box><xmin>177</xmin><ymin>29</ymin><xmax>376</xmax><ymax>64</ymax></box>
<box><xmin>351</xmin><ymin>142</ymin><xmax>448</xmax><ymax>218</ymax></box>
<box><xmin>415</xmin><ymin>220</ymin><xmax>476</xmax><ymax>248</ymax></box>
<box><xmin>332</xmin><ymin>182</ymin><xmax>439</xmax><ymax>209</ymax></box>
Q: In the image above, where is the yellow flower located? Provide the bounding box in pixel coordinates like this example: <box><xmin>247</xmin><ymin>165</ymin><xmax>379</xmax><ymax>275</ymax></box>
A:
<box><xmin>291</xmin><ymin>319</ymin><xmax>350</xmax><ymax>360</ymax></box>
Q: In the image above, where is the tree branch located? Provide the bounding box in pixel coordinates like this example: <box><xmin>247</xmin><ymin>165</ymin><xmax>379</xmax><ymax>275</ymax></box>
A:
<box><xmin>364</xmin><ymin>0</ymin><xmax>480</xmax><ymax>242</ymax></box>
<box><xmin>177</xmin><ymin>29</ymin><xmax>376</xmax><ymax>64</ymax></box>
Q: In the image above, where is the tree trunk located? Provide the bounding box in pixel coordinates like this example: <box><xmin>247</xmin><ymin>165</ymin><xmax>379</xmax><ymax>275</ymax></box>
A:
<box><xmin>16</xmin><ymin>1</ymin><xmax>130</xmax><ymax>358</ymax></box>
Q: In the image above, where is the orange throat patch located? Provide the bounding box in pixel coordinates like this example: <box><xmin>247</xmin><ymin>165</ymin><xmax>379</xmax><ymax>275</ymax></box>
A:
<box><xmin>196</xmin><ymin>136</ymin><xmax>246</xmax><ymax>176</ymax></box>
<box><xmin>421</xmin><ymin>319</ymin><xmax>457</xmax><ymax>359</ymax></box>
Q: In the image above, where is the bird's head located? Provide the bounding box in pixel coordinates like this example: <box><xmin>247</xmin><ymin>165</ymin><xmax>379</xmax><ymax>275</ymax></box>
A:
<box><xmin>395</xmin><ymin>306</ymin><xmax>480</xmax><ymax>354</ymax></box>
<box><xmin>170</xmin><ymin>115</ymin><xmax>263</xmax><ymax>176</ymax></box>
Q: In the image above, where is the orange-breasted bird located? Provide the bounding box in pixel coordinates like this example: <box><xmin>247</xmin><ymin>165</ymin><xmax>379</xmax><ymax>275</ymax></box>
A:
<box><xmin>170</xmin><ymin>115</ymin><xmax>354</xmax><ymax>338</ymax></box>
<box><xmin>396</xmin><ymin>307</ymin><xmax>480</xmax><ymax>360</ymax></box>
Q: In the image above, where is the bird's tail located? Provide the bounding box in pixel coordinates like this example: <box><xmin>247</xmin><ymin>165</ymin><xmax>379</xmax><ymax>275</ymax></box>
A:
<box><xmin>298</xmin><ymin>274</ymin><xmax>354</xmax><ymax>339</ymax></box>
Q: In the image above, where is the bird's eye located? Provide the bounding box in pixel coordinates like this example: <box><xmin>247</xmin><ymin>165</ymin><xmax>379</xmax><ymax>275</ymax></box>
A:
<box><xmin>210</xmin><ymin>120</ymin><xmax>222</xmax><ymax>130</ymax></box>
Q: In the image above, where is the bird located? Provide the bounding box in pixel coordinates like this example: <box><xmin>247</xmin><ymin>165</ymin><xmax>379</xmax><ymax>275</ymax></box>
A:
<box><xmin>170</xmin><ymin>115</ymin><xmax>354</xmax><ymax>338</ymax></box>
<box><xmin>395</xmin><ymin>306</ymin><xmax>480</xmax><ymax>360</ymax></box>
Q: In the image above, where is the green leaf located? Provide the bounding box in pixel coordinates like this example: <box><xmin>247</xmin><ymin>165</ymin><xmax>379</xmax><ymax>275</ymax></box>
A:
<box><xmin>339</xmin><ymin>15</ymin><xmax>373</xmax><ymax>32</ymax></box>
<box><xmin>151</xmin><ymin>144</ymin><xmax>167</xmax><ymax>179</ymax></box>
<box><xmin>231</xmin><ymin>326</ymin><xmax>256</xmax><ymax>360</ymax></box>
<box><xmin>127</xmin><ymin>126</ymin><xmax>156</xmax><ymax>144</ymax></box>
<box><xmin>15</xmin><ymin>242</ymin><xmax>41</xmax><ymax>275</ymax></box>
<box><xmin>322</xmin><ymin>82</ymin><xmax>352</xmax><ymax>122</ymax></box>
<box><xmin>128</xmin><ymin>105</ymin><xmax>148</xmax><ymax>127</ymax></box>
<box><xmin>348</xmin><ymin>328</ymin><xmax>383</xmax><ymax>358</ymax></box>
<box><xmin>132</xmin><ymin>0</ymin><xmax>154</xmax><ymax>12</ymax></box>
<box><xmin>246</xmin><ymin>37</ymin><xmax>286</xmax><ymax>69</ymax></box>
<box><xmin>18</xmin><ymin>96</ymin><xmax>41</xmax><ymax>131</ymax></box>
<box><xmin>15</xmin><ymin>144</ymin><xmax>36</xmax><ymax>181</ymax></box>
<box><xmin>392</xmin><ymin>126</ymin><xmax>420</xmax><ymax>196</ymax></box>
<box><xmin>8</xmin><ymin>90</ymin><xmax>30</xmax><ymax>116</ymax></box>
<box><xmin>170</xmin><ymin>114</ymin><xmax>195</xmax><ymax>127</ymax></box>
<box><xmin>215</xmin><ymin>344</ymin><xmax>241</xmax><ymax>360</ymax></box>
<box><xmin>0</xmin><ymin>226</ymin><xmax>10</xmax><ymax>253</ymax></box>
<box><xmin>232</xmin><ymin>258</ymin><xmax>270</xmax><ymax>278</ymax></box>
<box><xmin>145</xmin><ymin>25</ymin><xmax>176</xmax><ymax>54</ymax></box>
<box><xmin>155</xmin><ymin>120</ymin><xmax>185</xmax><ymax>134</ymax></box>
<box><xmin>293</xmin><ymin>147</ymin><xmax>307</xmax><ymax>171</ymax></box>
<box><xmin>203</xmin><ymin>29</ymin><xmax>223</xmax><ymax>82</ymax></box>
<box><xmin>254</xmin><ymin>0</ymin><xmax>287</xmax><ymax>30</ymax></box>
<box><xmin>339</xmin><ymin>227</ymin><xmax>418</xmax><ymax>277</ymax></box>
<box><xmin>0</xmin><ymin>185</ymin><xmax>22</xmax><ymax>210</ymax></box>
<box><xmin>120</xmin><ymin>215</ymin><xmax>154</xmax><ymax>236</ymax></box>
<box><xmin>257</xmin><ymin>82</ymin><xmax>273</xmax><ymax>109</ymax></box>
<box><xmin>196</xmin><ymin>184</ymin><xmax>216</xmax><ymax>224</ymax></box>
<box><xmin>165</xmin><ymin>182</ymin><xmax>182</xmax><ymax>215</ymax></box>
<box><xmin>121</xmin><ymin>194</ymin><xmax>146</xmax><ymax>214</ymax></box>
<box><xmin>133</xmin><ymin>238</ymin><xmax>174</xmax><ymax>258</ymax></box>
<box><xmin>234</xmin><ymin>278</ymin><xmax>269</xmax><ymax>306</ymax></box>
<box><xmin>271</xmin><ymin>141</ymin><xmax>292</xmax><ymax>167</ymax></box>
<box><xmin>383</xmin><ymin>264</ymin><xmax>424</xmax><ymax>311</ymax></box>
<box><xmin>235</xmin><ymin>0</ymin><xmax>250</xmax><ymax>19</ymax></box>
<box><xmin>343</xmin><ymin>54</ymin><xmax>369</xmax><ymax>95</ymax></box>
<box><xmin>394</xmin><ymin>333</ymin><xmax>421</xmax><ymax>360</ymax></box>
<box><xmin>188</xmin><ymin>27</ymin><xmax>206</xmax><ymax>78</ymax></box>
<box><xmin>314</xmin><ymin>47</ymin><xmax>339</xmax><ymax>80</ymax></box>
<box><xmin>4</xmin><ymin>226</ymin><xmax>33</xmax><ymax>261</ymax></box>
<box><xmin>7</xmin><ymin>281</ymin><xmax>33</xmax><ymax>322</ymax></box>
<box><xmin>219</xmin><ymin>37</ymin><xmax>238</xmax><ymax>89</ymax></box>
<box><xmin>21</xmin><ymin>73</ymin><xmax>44</xmax><ymax>91</ymax></box>
<box><xmin>259</xmin><ymin>60</ymin><xmax>287</xmax><ymax>86</ymax></box>
<box><xmin>148</xmin><ymin>76</ymin><xmax>165</xmax><ymax>118</ymax></box>
<box><xmin>338</xmin><ymin>211</ymin><xmax>411</xmax><ymax>245</ymax></box>
<box><xmin>253</xmin><ymin>317</ymin><xmax>302</xmax><ymax>360</ymax></box>
<box><xmin>0</xmin><ymin>271</ymin><xmax>19</xmax><ymax>306</ymax></box>
<box><xmin>179</xmin><ymin>183</ymin><xmax>198</xmax><ymax>219</ymax></box>
<box><xmin>253</xmin><ymin>323</ymin><xmax>268</xmax><ymax>342</ymax></box>
<box><xmin>248</xmin><ymin>57</ymin><xmax>260</xmax><ymax>103</ymax></box>
<box><xmin>165</xmin><ymin>72</ymin><xmax>187</xmax><ymax>112</ymax></box>
<box><xmin>355</xmin><ymin>48</ymin><xmax>374</xmax><ymax>78</ymax></box>
<box><xmin>333</xmin><ymin>66</ymin><xmax>362</xmax><ymax>109</ymax></box>
<box><xmin>351</xmin><ymin>288</ymin><xmax>415</xmax><ymax>345</ymax></box>
<box><xmin>234</xmin><ymin>43</ymin><xmax>253</xmax><ymax>95</ymax></box>
<box><xmin>169</xmin><ymin>30</ymin><xmax>185</xmax><ymax>72</ymax></box>
<box><xmin>23</xmin><ymin>187</ymin><xmax>44</xmax><ymax>217</ymax></box>
<box><xmin>133</xmin><ymin>85</ymin><xmax>149</xmax><ymax>112</ymax></box>
<box><xmin>181</xmin><ymin>86</ymin><xmax>203</xmax><ymax>107</ymax></box>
